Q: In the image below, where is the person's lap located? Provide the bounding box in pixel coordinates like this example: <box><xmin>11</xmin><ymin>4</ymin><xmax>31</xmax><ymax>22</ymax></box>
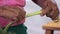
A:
<box><xmin>3</xmin><ymin>24</ymin><xmax>27</xmax><ymax>34</ymax></box>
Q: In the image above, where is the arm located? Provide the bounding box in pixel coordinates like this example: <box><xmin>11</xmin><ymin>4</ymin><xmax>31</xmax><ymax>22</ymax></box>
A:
<box><xmin>32</xmin><ymin>0</ymin><xmax>46</xmax><ymax>8</ymax></box>
<box><xmin>32</xmin><ymin>0</ymin><xmax>57</xmax><ymax>8</ymax></box>
<box><xmin>32</xmin><ymin>0</ymin><xmax>59</xmax><ymax>20</ymax></box>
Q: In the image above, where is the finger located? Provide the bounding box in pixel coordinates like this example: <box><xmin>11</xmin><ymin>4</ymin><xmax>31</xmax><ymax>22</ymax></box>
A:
<box><xmin>46</xmin><ymin>9</ymin><xmax>52</xmax><ymax>17</ymax></box>
<box><xmin>46</xmin><ymin>11</ymin><xmax>58</xmax><ymax>20</ymax></box>
<box><xmin>52</xmin><ymin>11</ymin><xmax>59</xmax><ymax>20</ymax></box>
<box><xmin>50</xmin><ymin>9</ymin><xmax>59</xmax><ymax>20</ymax></box>
<box><xmin>41</xmin><ymin>7</ymin><xmax>50</xmax><ymax>16</ymax></box>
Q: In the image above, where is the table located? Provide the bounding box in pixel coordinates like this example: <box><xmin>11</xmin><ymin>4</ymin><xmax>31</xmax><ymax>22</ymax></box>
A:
<box><xmin>43</xmin><ymin>20</ymin><xmax>60</xmax><ymax>34</ymax></box>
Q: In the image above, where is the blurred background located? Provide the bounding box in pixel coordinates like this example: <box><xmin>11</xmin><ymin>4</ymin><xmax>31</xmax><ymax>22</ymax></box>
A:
<box><xmin>24</xmin><ymin>0</ymin><xmax>60</xmax><ymax>34</ymax></box>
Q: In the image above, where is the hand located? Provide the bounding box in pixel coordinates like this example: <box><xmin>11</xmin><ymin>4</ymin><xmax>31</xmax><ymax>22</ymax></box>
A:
<box><xmin>0</xmin><ymin>6</ymin><xmax>26</xmax><ymax>22</ymax></box>
<box><xmin>40</xmin><ymin>0</ymin><xmax>59</xmax><ymax>20</ymax></box>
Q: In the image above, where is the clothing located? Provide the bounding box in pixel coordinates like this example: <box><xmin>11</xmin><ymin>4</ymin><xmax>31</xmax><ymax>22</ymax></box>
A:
<box><xmin>3</xmin><ymin>24</ymin><xmax>27</xmax><ymax>34</ymax></box>
<box><xmin>0</xmin><ymin>0</ymin><xmax>26</xmax><ymax>28</ymax></box>
<box><xmin>0</xmin><ymin>17</ymin><xmax>25</xmax><ymax>28</ymax></box>
<box><xmin>0</xmin><ymin>0</ymin><xmax>26</xmax><ymax>7</ymax></box>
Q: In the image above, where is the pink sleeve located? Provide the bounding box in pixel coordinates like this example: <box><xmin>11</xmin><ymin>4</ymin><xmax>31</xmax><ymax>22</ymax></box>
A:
<box><xmin>0</xmin><ymin>0</ymin><xmax>26</xmax><ymax>7</ymax></box>
<box><xmin>16</xmin><ymin>0</ymin><xmax>26</xmax><ymax>7</ymax></box>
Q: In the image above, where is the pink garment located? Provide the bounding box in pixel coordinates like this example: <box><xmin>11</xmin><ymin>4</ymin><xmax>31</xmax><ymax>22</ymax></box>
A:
<box><xmin>0</xmin><ymin>0</ymin><xmax>26</xmax><ymax>7</ymax></box>
<box><xmin>0</xmin><ymin>0</ymin><xmax>26</xmax><ymax>28</ymax></box>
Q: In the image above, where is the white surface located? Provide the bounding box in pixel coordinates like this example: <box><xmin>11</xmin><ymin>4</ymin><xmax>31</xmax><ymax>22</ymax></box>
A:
<box><xmin>24</xmin><ymin>0</ymin><xmax>60</xmax><ymax>34</ymax></box>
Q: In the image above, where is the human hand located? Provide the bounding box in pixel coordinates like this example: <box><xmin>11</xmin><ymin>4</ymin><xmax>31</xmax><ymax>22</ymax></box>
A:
<box><xmin>40</xmin><ymin>0</ymin><xmax>59</xmax><ymax>20</ymax></box>
<box><xmin>0</xmin><ymin>6</ymin><xmax>26</xmax><ymax>22</ymax></box>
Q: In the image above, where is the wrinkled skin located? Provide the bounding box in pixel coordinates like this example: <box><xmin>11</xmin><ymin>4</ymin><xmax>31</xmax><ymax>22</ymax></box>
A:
<box><xmin>0</xmin><ymin>6</ymin><xmax>26</xmax><ymax>22</ymax></box>
<box><xmin>32</xmin><ymin>0</ymin><xmax>59</xmax><ymax>20</ymax></box>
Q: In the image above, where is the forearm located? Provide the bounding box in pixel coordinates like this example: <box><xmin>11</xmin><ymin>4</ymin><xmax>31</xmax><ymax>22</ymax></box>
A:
<box><xmin>32</xmin><ymin>0</ymin><xmax>46</xmax><ymax>8</ymax></box>
<box><xmin>32</xmin><ymin>0</ymin><xmax>57</xmax><ymax>8</ymax></box>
